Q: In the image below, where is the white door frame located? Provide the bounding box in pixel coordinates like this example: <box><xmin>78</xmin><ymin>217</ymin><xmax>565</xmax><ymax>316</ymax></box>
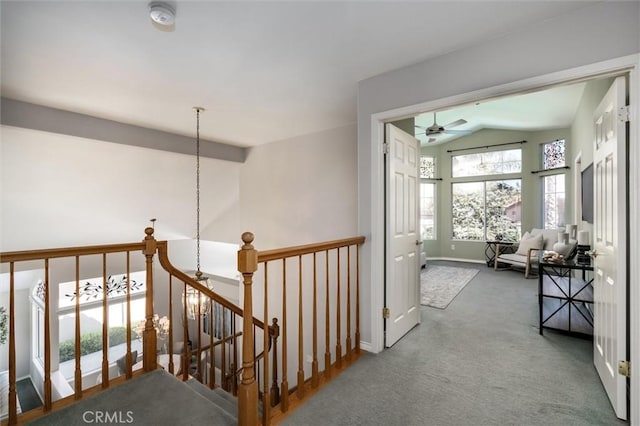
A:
<box><xmin>367</xmin><ymin>54</ymin><xmax>639</xmax><ymax>423</ymax></box>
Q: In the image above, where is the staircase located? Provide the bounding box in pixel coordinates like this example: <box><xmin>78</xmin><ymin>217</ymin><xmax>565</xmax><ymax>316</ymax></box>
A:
<box><xmin>26</xmin><ymin>370</ymin><xmax>240</xmax><ymax>425</ymax></box>
<box><xmin>0</xmin><ymin>228</ymin><xmax>365</xmax><ymax>425</ymax></box>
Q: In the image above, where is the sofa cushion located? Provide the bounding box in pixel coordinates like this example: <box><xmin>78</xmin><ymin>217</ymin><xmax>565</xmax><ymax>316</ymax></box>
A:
<box><xmin>516</xmin><ymin>233</ymin><xmax>543</xmax><ymax>256</ymax></box>
<box><xmin>530</xmin><ymin>228</ymin><xmax>560</xmax><ymax>251</ymax></box>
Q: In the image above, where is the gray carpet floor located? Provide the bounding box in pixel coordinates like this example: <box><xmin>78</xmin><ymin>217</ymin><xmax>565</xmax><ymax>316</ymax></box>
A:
<box><xmin>283</xmin><ymin>260</ymin><xmax>625</xmax><ymax>426</ymax></box>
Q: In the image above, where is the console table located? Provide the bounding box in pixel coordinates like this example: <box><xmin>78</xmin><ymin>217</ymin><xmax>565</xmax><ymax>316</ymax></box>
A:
<box><xmin>484</xmin><ymin>240</ymin><xmax>515</xmax><ymax>267</ymax></box>
<box><xmin>538</xmin><ymin>258</ymin><xmax>593</xmax><ymax>338</ymax></box>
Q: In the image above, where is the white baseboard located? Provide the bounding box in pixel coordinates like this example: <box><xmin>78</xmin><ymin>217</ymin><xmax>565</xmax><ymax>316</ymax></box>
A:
<box><xmin>426</xmin><ymin>257</ymin><xmax>486</xmax><ymax>265</ymax></box>
<box><xmin>359</xmin><ymin>341</ymin><xmax>374</xmax><ymax>353</ymax></box>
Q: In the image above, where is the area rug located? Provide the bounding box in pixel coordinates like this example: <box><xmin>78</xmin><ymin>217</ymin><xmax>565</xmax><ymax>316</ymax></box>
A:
<box><xmin>420</xmin><ymin>265</ymin><xmax>479</xmax><ymax>309</ymax></box>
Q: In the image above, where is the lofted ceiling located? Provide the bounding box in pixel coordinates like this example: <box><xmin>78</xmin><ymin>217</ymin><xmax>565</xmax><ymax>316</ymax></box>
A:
<box><xmin>413</xmin><ymin>82</ymin><xmax>587</xmax><ymax>146</ymax></box>
<box><xmin>0</xmin><ymin>1</ymin><xmax>599</xmax><ymax>148</ymax></box>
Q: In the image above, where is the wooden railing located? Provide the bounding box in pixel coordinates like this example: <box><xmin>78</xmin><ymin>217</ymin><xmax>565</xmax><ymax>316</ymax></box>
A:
<box><xmin>0</xmin><ymin>228</ymin><xmax>272</xmax><ymax>425</ymax></box>
<box><xmin>237</xmin><ymin>233</ymin><xmax>366</xmax><ymax>424</ymax></box>
<box><xmin>0</xmin><ymin>229</ymin><xmax>365</xmax><ymax>425</ymax></box>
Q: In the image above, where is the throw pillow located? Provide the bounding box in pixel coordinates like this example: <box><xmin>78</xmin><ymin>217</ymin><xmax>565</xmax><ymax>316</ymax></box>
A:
<box><xmin>516</xmin><ymin>233</ymin><xmax>543</xmax><ymax>256</ymax></box>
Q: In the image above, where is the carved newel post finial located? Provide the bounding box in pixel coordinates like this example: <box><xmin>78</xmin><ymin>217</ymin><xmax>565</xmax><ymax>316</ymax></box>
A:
<box><xmin>241</xmin><ymin>232</ymin><xmax>255</xmax><ymax>250</ymax></box>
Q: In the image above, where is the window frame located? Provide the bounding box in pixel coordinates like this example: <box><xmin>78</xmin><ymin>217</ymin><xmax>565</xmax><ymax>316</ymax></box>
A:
<box><xmin>420</xmin><ymin>155</ymin><xmax>437</xmax><ymax>241</ymax></box>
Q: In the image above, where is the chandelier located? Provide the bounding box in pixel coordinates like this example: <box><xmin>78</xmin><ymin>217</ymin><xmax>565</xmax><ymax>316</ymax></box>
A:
<box><xmin>184</xmin><ymin>107</ymin><xmax>212</xmax><ymax>320</ymax></box>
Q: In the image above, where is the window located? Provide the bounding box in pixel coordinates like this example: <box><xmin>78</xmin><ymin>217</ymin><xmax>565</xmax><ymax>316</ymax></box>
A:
<box><xmin>32</xmin><ymin>272</ymin><xmax>146</xmax><ymax>379</ymax></box>
<box><xmin>452</xmin><ymin>149</ymin><xmax>521</xmax><ymax>178</ymax></box>
<box><xmin>543</xmin><ymin>174</ymin><xmax>565</xmax><ymax>229</ymax></box>
<box><xmin>452</xmin><ymin>179</ymin><xmax>522</xmax><ymax>241</ymax></box>
<box><xmin>420</xmin><ymin>156</ymin><xmax>436</xmax><ymax>240</ymax></box>
<box><xmin>450</xmin><ymin>147</ymin><xmax>522</xmax><ymax>241</ymax></box>
<box><xmin>541</xmin><ymin>140</ymin><xmax>566</xmax><ymax>229</ymax></box>
<box><xmin>542</xmin><ymin>139</ymin><xmax>565</xmax><ymax>169</ymax></box>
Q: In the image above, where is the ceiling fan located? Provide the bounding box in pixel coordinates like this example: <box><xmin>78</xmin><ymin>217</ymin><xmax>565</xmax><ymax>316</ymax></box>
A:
<box><xmin>415</xmin><ymin>112</ymin><xmax>472</xmax><ymax>143</ymax></box>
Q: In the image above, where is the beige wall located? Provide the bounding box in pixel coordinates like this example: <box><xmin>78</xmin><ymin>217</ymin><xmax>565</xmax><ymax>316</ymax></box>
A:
<box><xmin>239</xmin><ymin>124</ymin><xmax>358</xmax><ymax>250</ymax></box>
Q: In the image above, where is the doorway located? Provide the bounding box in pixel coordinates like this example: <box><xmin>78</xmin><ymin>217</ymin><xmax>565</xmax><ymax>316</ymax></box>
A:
<box><xmin>368</xmin><ymin>56</ymin><xmax>639</xmax><ymax>422</ymax></box>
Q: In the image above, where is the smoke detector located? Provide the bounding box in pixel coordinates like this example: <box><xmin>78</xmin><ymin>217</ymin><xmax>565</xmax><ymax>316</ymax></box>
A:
<box><xmin>149</xmin><ymin>2</ymin><xmax>175</xmax><ymax>26</ymax></box>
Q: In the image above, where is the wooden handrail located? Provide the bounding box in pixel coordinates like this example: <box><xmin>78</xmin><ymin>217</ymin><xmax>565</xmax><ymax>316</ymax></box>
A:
<box><xmin>155</xmin><ymin>241</ymin><xmax>267</xmax><ymax>330</ymax></box>
<box><xmin>257</xmin><ymin>236</ymin><xmax>365</xmax><ymax>263</ymax></box>
<box><xmin>0</xmin><ymin>242</ymin><xmax>145</xmax><ymax>262</ymax></box>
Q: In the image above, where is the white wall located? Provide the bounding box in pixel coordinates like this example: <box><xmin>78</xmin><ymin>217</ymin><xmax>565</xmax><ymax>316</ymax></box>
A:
<box><xmin>357</xmin><ymin>1</ymin><xmax>640</xmax><ymax>349</ymax></box>
<box><xmin>0</xmin><ymin>125</ymin><xmax>241</xmax><ymax>251</ymax></box>
<box><xmin>0</xmin><ymin>289</ymin><xmax>30</xmax><ymax>377</ymax></box>
<box><xmin>240</xmin><ymin>124</ymin><xmax>358</xmax><ymax>250</ymax></box>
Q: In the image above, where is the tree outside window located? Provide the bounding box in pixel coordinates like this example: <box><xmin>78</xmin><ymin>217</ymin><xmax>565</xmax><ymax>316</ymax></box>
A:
<box><xmin>420</xmin><ymin>156</ymin><xmax>436</xmax><ymax>240</ymax></box>
<box><xmin>452</xmin><ymin>179</ymin><xmax>522</xmax><ymax>241</ymax></box>
<box><xmin>541</xmin><ymin>140</ymin><xmax>566</xmax><ymax>228</ymax></box>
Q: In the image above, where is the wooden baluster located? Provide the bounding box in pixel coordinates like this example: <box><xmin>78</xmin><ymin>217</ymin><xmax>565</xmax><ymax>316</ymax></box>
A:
<box><xmin>126</xmin><ymin>252</ymin><xmax>133</xmax><ymax>378</ymax></box>
<box><xmin>9</xmin><ymin>263</ymin><xmax>17</xmax><ymax>425</ymax></box>
<box><xmin>270</xmin><ymin>318</ymin><xmax>280</xmax><ymax>407</ymax></box>
<box><xmin>356</xmin><ymin>245</ymin><xmax>361</xmax><ymax>353</ymax></box>
<box><xmin>143</xmin><ymin>227</ymin><xmax>158</xmax><ymax>371</ymax></box>
<box><xmin>209</xmin><ymin>306</ymin><xmax>214</xmax><ymax>388</ymax></box>
<box><xmin>296</xmin><ymin>255</ymin><xmax>304</xmax><ymax>398</ymax></box>
<box><xmin>196</xmin><ymin>293</ymin><xmax>202</xmax><ymax>381</ymax></box>
<box><xmin>182</xmin><ymin>282</ymin><xmax>189</xmax><ymax>381</ymax></box>
<box><xmin>312</xmin><ymin>252</ymin><xmax>319</xmax><ymax>387</ymax></box>
<box><xmin>280</xmin><ymin>258</ymin><xmax>289</xmax><ymax>412</ymax></box>
<box><xmin>335</xmin><ymin>247</ymin><xmax>342</xmax><ymax>369</ymax></box>
<box><xmin>168</xmin><ymin>275</ymin><xmax>174</xmax><ymax>375</ymax></box>
<box><xmin>346</xmin><ymin>246</ymin><xmax>352</xmax><ymax>361</ymax></box>
<box><xmin>44</xmin><ymin>259</ymin><xmax>52</xmax><ymax>410</ymax></box>
<box><xmin>74</xmin><ymin>256</ymin><xmax>82</xmax><ymax>397</ymax></box>
<box><xmin>101</xmin><ymin>254</ymin><xmax>109</xmax><ymax>387</ymax></box>
<box><xmin>262</xmin><ymin>264</ymin><xmax>271</xmax><ymax>422</ymax></box>
<box><xmin>237</xmin><ymin>232</ymin><xmax>258</xmax><ymax>426</ymax></box>
<box><xmin>232</xmin><ymin>311</ymin><xmax>238</xmax><ymax>395</ymax></box>
<box><xmin>221</xmin><ymin>304</ymin><xmax>227</xmax><ymax>390</ymax></box>
<box><xmin>324</xmin><ymin>250</ymin><xmax>331</xmax><ymax>379</ymax></box>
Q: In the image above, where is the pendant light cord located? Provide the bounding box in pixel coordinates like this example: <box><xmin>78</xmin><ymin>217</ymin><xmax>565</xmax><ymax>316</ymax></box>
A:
<box><xmin>194</xmin><ymin>107</ymin><xmax>204</xmax><ymax>276</ymax></box>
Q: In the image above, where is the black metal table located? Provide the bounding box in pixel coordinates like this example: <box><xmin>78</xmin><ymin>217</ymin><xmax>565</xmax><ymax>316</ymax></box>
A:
<box><xmin>538</xmin><ymin>257</ymin><xmax>593</xmax><ymax>338</ymax></box>
<box><xmin>484</xmin><ymin>240</ymin><xmax>515</xmax><ymax>267</ymax></box>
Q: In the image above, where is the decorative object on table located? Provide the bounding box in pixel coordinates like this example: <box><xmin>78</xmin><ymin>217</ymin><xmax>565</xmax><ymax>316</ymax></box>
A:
<box><xmin>420</xmin><ymin>265</ymin><xmax>479</xmax><ymax>309</ymax></box>
<box><xmin>552</xmin><ymin>231</ymin><xmax>573</xmax><ymax>257</ymax></box>
<box><xmin>577</xmin><ymin>244</ymin><xmax>592</xmax><ymax>264</ymax></box>
<box><xmin>542</xmin><ymin>251</ymin><xmax>564</xmax><ymax>263</ymax></box>
<box><xmin>565</xmin><ymin>224</ymin><xmax>578</xmax><ymax>241</ymax></box>
<box><xmin>577</xmin><ymin>230</ymin><xmax>590</xmax><ymax>245</ymax></box>
<box><xmin>183</xmin><ymin>107</ymin><xmax>214</xmax><ymax>321</ymax></box>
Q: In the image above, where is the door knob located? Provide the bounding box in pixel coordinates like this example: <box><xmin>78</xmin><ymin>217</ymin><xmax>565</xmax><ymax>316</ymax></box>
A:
<box><xmin>415</xmin><ymin>240</ymin><xmax>423</xmax><ymax>246</ymax></box>
<box><xmin>589</xmin><ymin>250</ymin><xmax>599</xmax><ymax>258</ymax></box>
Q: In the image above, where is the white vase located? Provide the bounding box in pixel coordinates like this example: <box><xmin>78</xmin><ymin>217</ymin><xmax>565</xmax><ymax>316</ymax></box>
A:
<box><xmin>553</xmin><ymin>232</ymin><xmax>572</xmax><ymax>256</ymax></box>
<box><xmin>565</xmin><ymin>224</ymin><xmax>577</xmax><ymax>240</ymax></box>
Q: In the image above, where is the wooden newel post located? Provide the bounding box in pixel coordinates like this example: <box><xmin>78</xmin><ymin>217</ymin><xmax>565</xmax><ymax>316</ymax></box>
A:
<box><xmin>238</xmin><ymin>232</ymin><xmax>259</xmax><ymax>426</ymax></box>
<box><xmin>143</xmin><ymin>227</ymin><xmax>158</xmax><ymax>371</ymax></box>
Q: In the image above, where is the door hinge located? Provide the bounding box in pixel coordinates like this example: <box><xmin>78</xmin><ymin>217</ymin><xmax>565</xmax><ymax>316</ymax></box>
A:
<box><xmin>382</xmin><ymin>307</ymin><xmax>390</xmax><ymax>319</ymax></box>
<box><xmin>382</xmin><ymin>143</ymin><xmax>389</xmax><ymax>155</ymax></box>
<box><xmin>618</xmin><ymin>105</ymin><xmax>630</xmax><ymax>123</ymax></box>
<box><xmin>618</xmin><ymin>360</ymin><xmax>631</xmax><ymax>377</ymax></box>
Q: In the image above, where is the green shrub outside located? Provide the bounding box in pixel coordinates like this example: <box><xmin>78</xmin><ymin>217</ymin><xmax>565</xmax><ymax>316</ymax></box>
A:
<box><xmin>59</xmin><ymin>326</ymin><xmax>130</xmax><ymax>363</ymax></box>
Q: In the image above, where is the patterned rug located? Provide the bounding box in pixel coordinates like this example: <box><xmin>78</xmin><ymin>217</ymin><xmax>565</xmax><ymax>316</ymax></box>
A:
<box><xmin>420</xmin><ymin>265</ymin><xmax>479</xmax><ymax>309</ymax></box>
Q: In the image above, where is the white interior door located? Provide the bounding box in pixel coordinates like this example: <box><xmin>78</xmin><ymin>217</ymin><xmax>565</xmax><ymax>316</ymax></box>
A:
<box><xmin>593</xmin><ymin>75</ymin><xmax>628</xmax><ymax>420</ymax></box>
<box><xmin>385</xmin><ymin>124</ymin><xmax>420</xmax><ymax>347</ymax></box>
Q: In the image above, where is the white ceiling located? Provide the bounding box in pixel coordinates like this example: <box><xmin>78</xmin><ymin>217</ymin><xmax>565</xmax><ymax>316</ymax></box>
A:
<box><xmin>0</xmin><ymin>1</ymin><xmax>598</xmax><ymax>148</ymax></box>
<box><xmin>414</xmin><ymin>82</ymin><xmax>587</xmax><ymax>145</ymax></box>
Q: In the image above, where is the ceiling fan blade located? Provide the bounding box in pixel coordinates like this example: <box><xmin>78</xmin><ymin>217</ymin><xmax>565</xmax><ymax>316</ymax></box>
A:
<box><xmin>443</xmin><ymin>129</ymin><xmax>473</xmax><ymax>135</ymax></box>
<box><xmin>414</xmin><ymin>125</ymin><xmax>428</xmax><ymax>130</ymax></box>
<box><xmin>443</xmin><ymin>119</ymin><xmax>467</xmax><ymax>129</ymax></box>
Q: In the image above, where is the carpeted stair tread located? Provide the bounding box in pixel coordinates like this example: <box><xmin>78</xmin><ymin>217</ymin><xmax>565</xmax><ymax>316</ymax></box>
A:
<box><xmin>26</xmin><ymin>370</ymin><xmax>236</xmax><ymax>425</ymax></box>
<box><xmin>185</xmin><ymin>378</ymin><xmax>238</xmax><ymax>419</ymax></box>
